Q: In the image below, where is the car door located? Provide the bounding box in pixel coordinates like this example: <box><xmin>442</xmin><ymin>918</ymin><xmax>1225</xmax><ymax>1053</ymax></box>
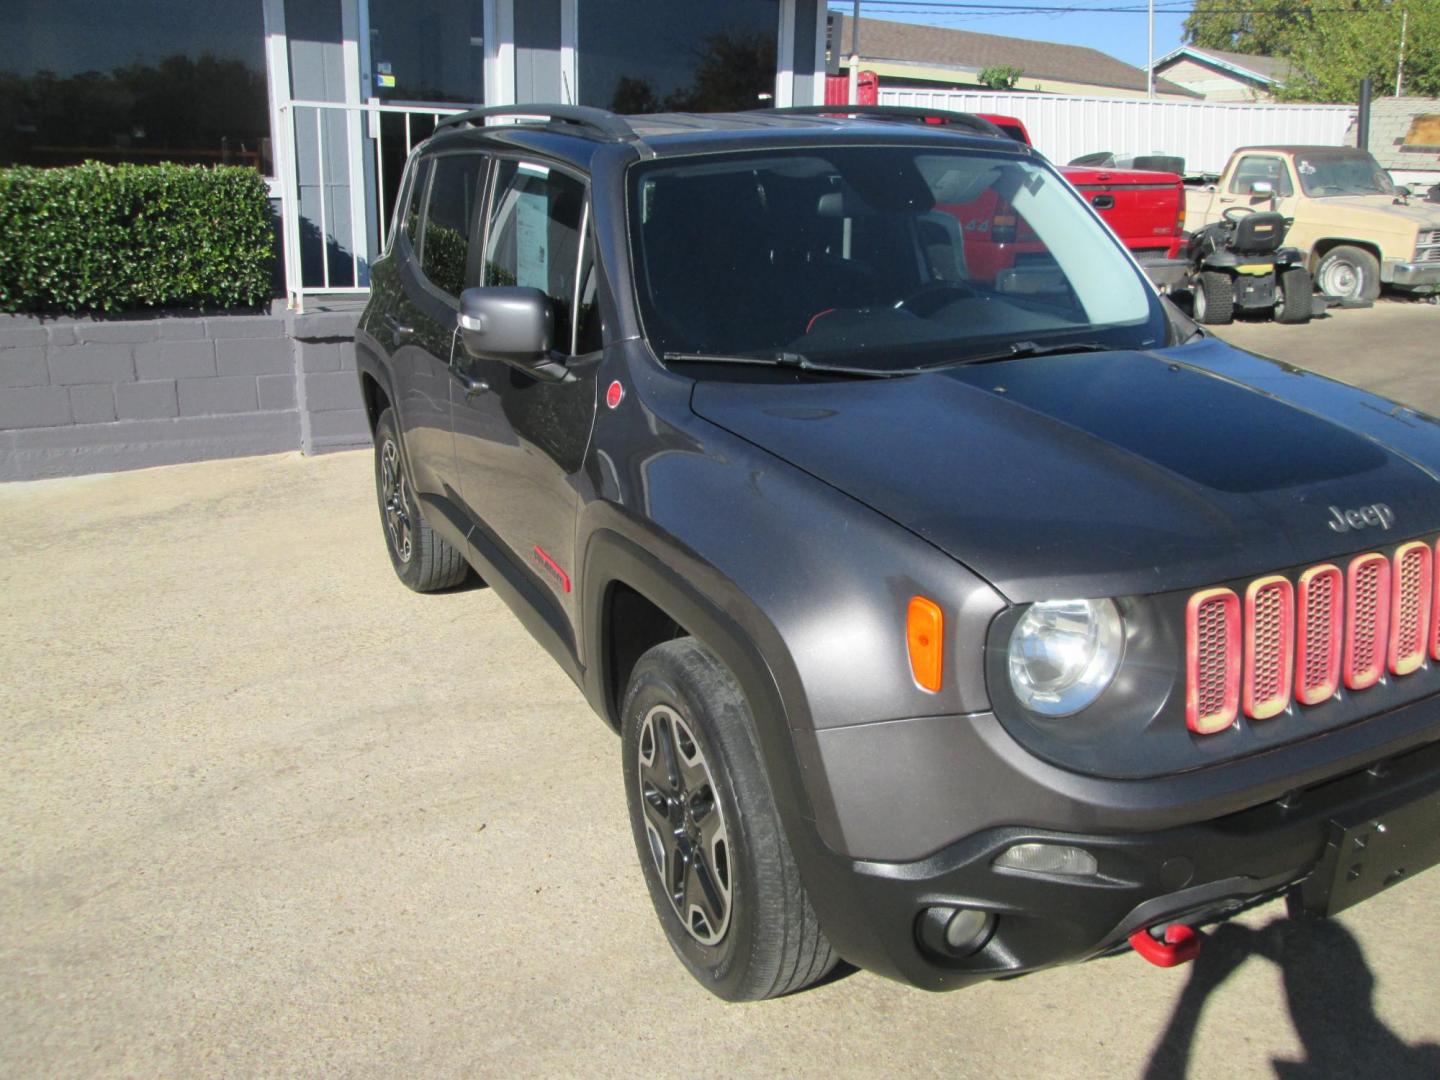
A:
<box><xmin>451</xmin><ymin>157</ymin><xmax>600</xmax><ymax>631</ymax></box>
<box><xmin>378</xmin><ymin>150</ymin><xmax>489</xmax><ymax>496</ymax></box>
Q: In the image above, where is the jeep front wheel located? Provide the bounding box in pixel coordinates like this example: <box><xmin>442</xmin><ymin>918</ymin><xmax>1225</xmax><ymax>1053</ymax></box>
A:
<box><xmin>621</xmin><ymin>638</ymin><xmax>836</xmax><ymax>1000</ymax></box>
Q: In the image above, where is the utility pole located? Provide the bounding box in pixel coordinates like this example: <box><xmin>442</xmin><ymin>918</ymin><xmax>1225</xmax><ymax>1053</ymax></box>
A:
<box><xmin>1397</xmin><ymin>6</ymin><xmax>1408</xmax><ymax>97</ymax></box>
<box><xmin>849</xmin><ymin>0</ymin><xmax>861</xmax><ymax>105</ymax></box>
<box><xmin>1146</xmin><ymin>0</ymin><xmax>1155</xmax><ymax>99</ymax></box>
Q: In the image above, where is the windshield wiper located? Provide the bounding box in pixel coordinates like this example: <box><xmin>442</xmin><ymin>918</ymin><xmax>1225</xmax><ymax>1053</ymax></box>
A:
<box><xmin>661</xmin><ymin>351</ymin><xmax>904</xmax><ymax>379</ymax></box>
<box><xmin>918</xmin><ymin>340</ymin><xmax>1112</xmax><ymax>371</ymax></box>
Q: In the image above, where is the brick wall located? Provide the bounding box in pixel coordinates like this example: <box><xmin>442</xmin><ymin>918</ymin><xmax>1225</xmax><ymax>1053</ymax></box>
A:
<box><xmin>0</xmin><ymin>308</ymin><xmax>370</xmax><ymax>482</ymax></box>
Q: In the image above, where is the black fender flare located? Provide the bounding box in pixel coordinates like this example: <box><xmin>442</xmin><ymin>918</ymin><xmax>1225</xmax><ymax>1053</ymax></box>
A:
<box><xmin>577</xmin><ymin>525</ymin><xmax>894</xmax><ymax>973</ymax></box>
<box><xmin>353</xmin><ymin>330</ymin><xmax>396</xmax><ymax>432</ymax></box>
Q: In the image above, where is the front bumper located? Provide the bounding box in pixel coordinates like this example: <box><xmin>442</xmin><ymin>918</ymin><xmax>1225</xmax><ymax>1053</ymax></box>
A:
<box><xmin>1382</xmin><ymin>259</ymin><xmax>1440</xmax><ymax>290</ymax></box>
<box><xmin>814</xmin><ymin>736</ymin><xmax>1440</xmax><ymax>991</ymax></box>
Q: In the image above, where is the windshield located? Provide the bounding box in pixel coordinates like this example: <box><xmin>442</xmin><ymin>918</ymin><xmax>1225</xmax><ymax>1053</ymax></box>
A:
<box><xmin>628</xmin><ymin>146</ymin><xmax>1165</xmax><ymax>371</ymax></box>
<box><xmin>1294</xmin><ymin>150</ymin><xmax>1395</xmax><ymax>197</ymax></box>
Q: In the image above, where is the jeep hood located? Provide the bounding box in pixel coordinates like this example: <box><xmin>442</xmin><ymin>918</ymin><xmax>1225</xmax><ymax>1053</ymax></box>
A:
<box><xmin>690</xmin><ymin>342</ymin><xmax>1440</xmax><ymax>602</ymax></box>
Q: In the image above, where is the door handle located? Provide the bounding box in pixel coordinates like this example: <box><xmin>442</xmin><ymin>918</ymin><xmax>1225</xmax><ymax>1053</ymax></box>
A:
<box><xmin>1218</xmin><ymin>197</ymin><xmax>1237</xmax><ymax>204</ymax></box>
<box><xmin>383</xmin><ymin>313</ymin><xmax>414</xmax><ymax>340</ymax></box>
<box><xmin>449</xmin><ymin>365</ymin><xmax>490</xmax><ymax>398</ymax></box>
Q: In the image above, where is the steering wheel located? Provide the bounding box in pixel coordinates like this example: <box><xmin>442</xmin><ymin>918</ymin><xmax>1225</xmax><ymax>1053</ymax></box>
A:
<box><xmin>1222</xmin><ymin>205</ymin><xmax>1257</xmax><ymax>223</ymax></box>
<box><xmin>894</xmin><ymin>281</ymin><xmax>976</xmax><ymax>318</ymax></box>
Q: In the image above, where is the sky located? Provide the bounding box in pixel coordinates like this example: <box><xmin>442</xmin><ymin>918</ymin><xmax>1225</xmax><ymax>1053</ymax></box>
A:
<box><xmin>828</xmin><ymin>1</ymin><xmax>1193</xmax><ymax>72</ymax></box>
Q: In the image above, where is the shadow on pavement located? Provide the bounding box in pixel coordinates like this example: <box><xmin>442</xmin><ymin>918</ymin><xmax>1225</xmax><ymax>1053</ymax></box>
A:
<box><xmin>1145</xmin><ymin>918</ymin><xmax>1440</xmax><ymax>1079</ymax></box>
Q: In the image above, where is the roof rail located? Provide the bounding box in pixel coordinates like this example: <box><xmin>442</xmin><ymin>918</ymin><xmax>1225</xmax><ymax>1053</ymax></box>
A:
<box><xmin>762</xmin><ymin>105</ymin><xmax>1004</xmax><ymax>139</ymax></box>
<box><xmin>434</xmin><ymin>103</ymin><xmax>638</xmax><ymax>142</ymax></box>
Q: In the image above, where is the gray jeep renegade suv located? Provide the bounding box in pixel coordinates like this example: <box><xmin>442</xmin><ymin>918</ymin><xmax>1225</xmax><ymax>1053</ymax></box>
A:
<box><xmin>356</xmin><ymin>104</ymin><xmax>1440</xmax><ymax>1000</ymax></box>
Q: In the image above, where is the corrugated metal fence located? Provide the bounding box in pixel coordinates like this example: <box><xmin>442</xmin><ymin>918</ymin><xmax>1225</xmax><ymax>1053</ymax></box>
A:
<box><xmin>878</xmin><ymin>88</ymin><xmax>1355</xmax><ymax>175</ymax></box>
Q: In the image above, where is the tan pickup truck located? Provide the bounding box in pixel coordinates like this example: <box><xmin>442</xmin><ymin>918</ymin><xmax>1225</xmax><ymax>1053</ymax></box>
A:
<box><xmin>1186</xmin><ymin>146</ymin><xmax>1440</xmax><ymax>302</ymax></box>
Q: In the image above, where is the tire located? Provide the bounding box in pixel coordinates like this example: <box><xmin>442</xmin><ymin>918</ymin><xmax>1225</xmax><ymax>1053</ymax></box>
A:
<box><xmin>1193</xmin><ymin>271</ymin><xmax>1235</xmax><ymax>325</ymax></box>
<box><xmin>373</xmin><ymin>406</ymin><xmax>469</xmax><ymax>592</ymax></box>
<box><xmin>1274</xmin><ymin>267</ymin><xmax>1313</xmax><ymax>324</ymax></box>
<box><xmin>621</xmin><ymin>638</ymin><xmax>836</xmax><ymax>1001</ymax></box>
<box><xmin>1314</xmin><ymin>245</ymin><xmax>1381</xmax><ymax>303</ymax></box>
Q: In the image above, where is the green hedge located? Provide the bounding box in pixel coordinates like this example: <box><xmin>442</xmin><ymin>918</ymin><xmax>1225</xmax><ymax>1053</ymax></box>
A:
<box><xmin>0</xmin><ymin>161</ymin><xmax>273</xmax><ymax>314</ymax></box>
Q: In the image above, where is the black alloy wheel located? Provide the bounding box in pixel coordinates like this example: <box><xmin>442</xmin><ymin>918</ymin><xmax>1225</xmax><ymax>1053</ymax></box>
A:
<box><xmin>637</xmin><ymin>704</ymin><xmax>733</xmax><ymax>945</ymax></box>
<box><xmin>372</xmin><ymin>406</ymin><xmax>470</xmax><ymax>592</ymax></box>
<box><xmin>379</xmin><ymin>436</ymin><xmax>413</xmax><ymax>565</ymax></box>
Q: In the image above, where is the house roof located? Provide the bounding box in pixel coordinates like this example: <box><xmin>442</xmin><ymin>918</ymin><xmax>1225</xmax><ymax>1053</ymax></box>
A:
<box><xmin>830</xmin><ymin>15</ymin><xmax>1197</xmax><ymax>98</ymax></box>
<box><xmin>1152</xmin><ymin>45</ymin><xmax>1290</xmax><ymax>86</ymax></box>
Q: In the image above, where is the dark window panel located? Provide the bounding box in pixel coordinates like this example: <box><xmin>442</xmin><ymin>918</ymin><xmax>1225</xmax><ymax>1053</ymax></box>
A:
<box><xmin>367</xmin><ymin>0</ymin><xmax>485</xmax><ymax>106</ymax></box>
<box><xmin>578</xmin><ymin>0</ymin><xmax>779</xmax><ymax>113</ymax></box>
<box><xmin>0</xmin><ymin>0</ymin><xmax>270</xmax><ymax>171</ymax></box>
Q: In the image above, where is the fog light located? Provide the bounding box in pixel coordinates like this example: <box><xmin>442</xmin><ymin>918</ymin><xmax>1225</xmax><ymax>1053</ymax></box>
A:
<box><xmin>916</xmin><ymin>905</ymin><xmax>995</xmax><ymax>959</ymax></box>
<box><xmin>993</xmin><ymin>842</ymin><xmax>1099</xmax><ymax>878</ymax></box>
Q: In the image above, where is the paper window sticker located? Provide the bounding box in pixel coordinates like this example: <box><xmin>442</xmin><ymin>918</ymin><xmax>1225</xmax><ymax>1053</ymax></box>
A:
<box><xmin>515</xmin><ymin>187</ymin><xmax>549</xmax><ymax>290</ymax></box>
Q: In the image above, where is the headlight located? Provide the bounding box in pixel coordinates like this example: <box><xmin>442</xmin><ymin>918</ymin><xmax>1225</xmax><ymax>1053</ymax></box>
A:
<box><xmin>1007</xmin><ymin>599</ymin><xmax>1124</xmax><ymax>716</ymax></box>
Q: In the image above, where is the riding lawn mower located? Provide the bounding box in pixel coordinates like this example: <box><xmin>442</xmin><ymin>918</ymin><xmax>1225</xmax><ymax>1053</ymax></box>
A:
<box><xmin>1186</xmin><ymin>206</ymin><xmax>1313</xmax><ymax>326</ymax></box>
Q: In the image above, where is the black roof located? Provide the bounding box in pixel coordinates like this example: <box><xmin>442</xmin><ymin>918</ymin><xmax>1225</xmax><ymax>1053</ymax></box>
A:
<box><xmin>423</xmin><ymin>104</ymin><xmax>1027</xmax><ymax>170</ymax></box>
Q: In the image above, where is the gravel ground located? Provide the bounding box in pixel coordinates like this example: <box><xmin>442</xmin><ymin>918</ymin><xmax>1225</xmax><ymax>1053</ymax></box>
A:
<box><xmin>3</xmin><ymin>300</ymin><xmax>1440</xmax><ymax>1078</ymax></box>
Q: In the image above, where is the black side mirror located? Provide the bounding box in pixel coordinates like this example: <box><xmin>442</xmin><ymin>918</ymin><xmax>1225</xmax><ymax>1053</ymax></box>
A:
<box><xmin>456</xmin><ymin>286</ymin><xmax>556</xmax><ymax>372</ymax></box>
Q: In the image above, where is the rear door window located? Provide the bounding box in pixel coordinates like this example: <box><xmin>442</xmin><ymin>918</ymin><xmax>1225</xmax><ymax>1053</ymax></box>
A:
<box><xmin>420</xmin><ymin>153</ymin><xmax>488</xmax><ymax>297</ymax></box>
<box><xmin>401</xmin><ymin>157</ymin><xmax>430</xmax><ymax>250</ymax></box>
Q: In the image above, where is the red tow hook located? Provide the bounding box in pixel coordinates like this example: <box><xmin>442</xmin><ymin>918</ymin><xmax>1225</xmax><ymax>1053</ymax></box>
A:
<box><xmin>1129</xmin><ymin>923</ymin><xmax>1204</xmax><ymax>968</ymax></box>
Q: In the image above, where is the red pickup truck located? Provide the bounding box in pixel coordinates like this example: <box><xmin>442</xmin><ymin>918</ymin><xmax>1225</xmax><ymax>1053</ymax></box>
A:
<box><xmin>978</xmin><ymin>114</ymin><xmax>1189</xmax><ymax>290</ymax></box>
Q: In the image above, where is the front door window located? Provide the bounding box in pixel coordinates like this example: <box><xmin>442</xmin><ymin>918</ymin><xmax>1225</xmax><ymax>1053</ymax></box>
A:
<box><xmin>483</xmin><ymin>161</ymin><xmax>588</xmax><ymax>355</ymax></box>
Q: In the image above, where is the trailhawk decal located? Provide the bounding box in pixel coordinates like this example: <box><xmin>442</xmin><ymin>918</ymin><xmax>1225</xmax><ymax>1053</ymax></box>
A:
<box><xmin>532</xmin><ymin>545</ymin><xmax>572</xmax><ymax>593</ymax></box>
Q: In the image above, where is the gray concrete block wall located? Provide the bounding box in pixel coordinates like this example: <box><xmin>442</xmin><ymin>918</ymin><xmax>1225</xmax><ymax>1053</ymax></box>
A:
<box><xmin>292</xmin><ymin>312</ymin><xmax>369</xmax><ymax>456</ymax></box>
<box><xmin>1</xmin><ymin>308</ymin><xmax>368</xmax><ymax>482</ymax></box>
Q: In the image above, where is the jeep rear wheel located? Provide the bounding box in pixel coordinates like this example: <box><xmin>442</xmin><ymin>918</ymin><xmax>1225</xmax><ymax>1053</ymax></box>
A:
<box><xmin>373</xmin><ymin>407</ymin><xmax>469</xmax><ymax>592</ymax></box>
<box><xmin>1193</xmin><ymin>271</ymin><xmax>1235</xmax><ymax>325</ymax></box>
<box><xmin>621</xmin><ymin>638</ymin><xmax>836</xmax><ymax>1000</ymax></box>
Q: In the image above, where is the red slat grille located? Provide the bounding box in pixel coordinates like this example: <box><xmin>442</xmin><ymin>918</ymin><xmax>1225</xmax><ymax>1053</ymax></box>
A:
<box><xmin>1295</xmin><ymin>565</ymin><xmax>1342</xmax><ymax>706</ymax></box>
<box><xmin>1344</xmin><ymin>553</ymin><xmax>1391</xmax><ymax>691</ymax></box>
<box><xmin>1244</xmin><ymin>576</ymin><xmax>1293</xmax><ymax>719</ymax></box>
<box><xmin>1431</xmin><ymin>540</ymin><xmax>1440</xmax><ymax>662</ymax></box>
<box><xmin>1389</xmin><ymin>542</ymin><xmax>1431</xmax><ymax>676</ymax></box>
<box><xmin>1186</xmin><ymin>588</ymin><xmax>1239</xmax><ymax>734</ymax></box>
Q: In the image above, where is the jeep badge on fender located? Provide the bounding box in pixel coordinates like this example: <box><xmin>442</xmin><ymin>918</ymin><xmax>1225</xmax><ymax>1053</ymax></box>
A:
<box><xmin>354</xmin><ymin>102</ymin><xmax>1440</xmax><ymax>1001</ymax></box>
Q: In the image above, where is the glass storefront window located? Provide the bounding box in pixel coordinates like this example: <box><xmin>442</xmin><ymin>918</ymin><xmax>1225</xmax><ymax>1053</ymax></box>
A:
<box><xmin>0</xmin><ymin>0</ymin><xmax>270</xmax><ymax>171</ymax></box>
<box><xmin>578</xmin><ymin>0</ymin><xmax>779</xmax><ymax>113</ymax></box>
<box><xmin>367</xmin><ymin>0</ymin><xmax>486</xmax><ymax>105</ymax></box>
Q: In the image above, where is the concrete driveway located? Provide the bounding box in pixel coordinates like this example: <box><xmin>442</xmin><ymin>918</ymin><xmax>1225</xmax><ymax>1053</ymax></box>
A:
<box><xmin>4</xmin><ymin>301</ymin><xmax>1440</xmax><ymax>1078</ymax></box>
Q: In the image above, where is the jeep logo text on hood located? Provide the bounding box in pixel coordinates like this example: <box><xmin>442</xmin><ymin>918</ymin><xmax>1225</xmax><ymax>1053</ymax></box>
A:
<box><xmin>1328</xmin><ymin>503</ymin><xmax>1395</xmax><ymax>533</ymax></box>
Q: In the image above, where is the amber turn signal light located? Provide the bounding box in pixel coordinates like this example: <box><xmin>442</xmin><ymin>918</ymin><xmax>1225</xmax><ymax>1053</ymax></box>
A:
<box><xmin>907</xmin><ymin>596</ymin><xmax>944</xmax><ymax>692</ymax></box>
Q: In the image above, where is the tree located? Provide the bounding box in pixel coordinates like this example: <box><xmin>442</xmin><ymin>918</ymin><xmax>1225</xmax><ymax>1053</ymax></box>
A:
<box><xmin>1185</xmin><ymin>0</ymin><xmax>1440</xmax><ymax>104</ymax></box>
<box><xmin>609</xmin><ymin>75</ymin><xmax>661</xmax><ymax>115</ymax></box>
<box><xmin>666</xmin><ymin>30</ymin><xmax>777</xmax><ymax>112</ymax></box>
<box><xmin>1279</xmin><ymin>1</ymin><xmax>1440</xmax><ymax>102</ymax></box>
<box><xmin>1183</xmin><ymin>0</ymin><xmax>1312</xmax><ymax>56</ymax></box>
<box><xmin>978</xmin><ymin>65</ymin><xmax>1023</xmax><ymax>91</ymax></box>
